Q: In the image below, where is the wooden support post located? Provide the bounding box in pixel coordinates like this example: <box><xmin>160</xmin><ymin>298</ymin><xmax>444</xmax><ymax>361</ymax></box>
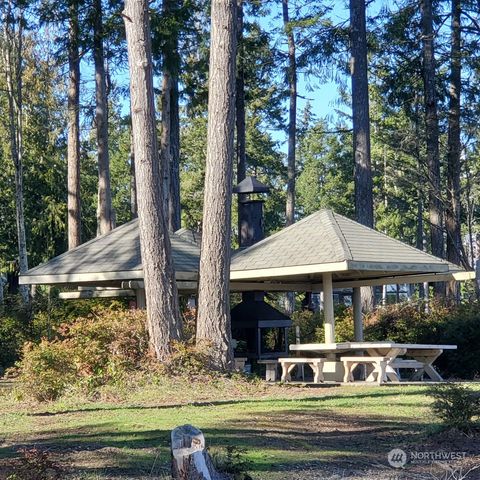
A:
<box><xmin>353</xmin><ymin>287</ymin><xmax>363</xmax><ymax>341</ymax></box>
<box><xmin>135</xmin><ymin>288</ymin><xmax>146</xmax><ymax>309</ymax></box>
<box><xmin>257</xmin><ymin>327</ymin><xmax>262</xmax><ymax>358</ymax></box>
<box><xmin>323</xmin><ymin>272</ymin><xmax>335</xmax><ymax>343</ymax></box>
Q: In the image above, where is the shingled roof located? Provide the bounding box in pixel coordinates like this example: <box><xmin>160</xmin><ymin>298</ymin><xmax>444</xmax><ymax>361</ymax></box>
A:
<box><xmin>21</xmin><ymin>219</ymin><xmax>200</xmax><ymax>285</ymax></box>
<box><xmin>20</xmin><ymin>209</ymin><xmax>469</xmax><ymax>288</ymax></box>
<box><xmin>230</xmin><ymin>209</ymin><xmax>458</xmax><ymax>282</ymax></box>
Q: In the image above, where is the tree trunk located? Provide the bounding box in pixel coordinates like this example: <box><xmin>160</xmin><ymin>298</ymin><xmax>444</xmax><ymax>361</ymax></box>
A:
<box><xmin>0</xmin><ymin>276</ymin><xmax>4</xmax><ymax>310</ymax></box>
<box><xmin>446</xmin><ymin>0</ymin><xmax>462</xmax><ymax>303</ymax></box>
<box><xmin>94</xmin><ymin>0</ymin><xmax>113</xmax><ymax>236</ymax></box>
<box><xmin>123</xmin><ymin>0</ymin><xmax>182</xmax><ymax>361</ymax></box>
<box><xmin>160</xmin><ymin>70</ymin><xmax>171</xmax><ymax>222</ymax></box>
<box><xmin>421</xmin><ymin>0</ymin><xmax>444</xmax><ymax>299</ymax></box>
<box><xmin>283</xmin><ymin>0</ymin><xmax>296</xmax><ymax>228</ymax></box>
<box><xmin>235</xmin><ymin>0</ymin><xmax>247</xmax><ymax>246</ymax></box>
<box><xmin>235</xmin><ymin>0</ymin><xmax>245</xmax><ymax>185</ymax></box>
<box><xmin>465</xmin><ymin>165</ymin><xmax>475</xmax><ymax>267</ymax></box>
<box><xmin>160</xmin><ymin>0</ymin><xmax>181</xmax><ymax>233</ymax></box>
<box><xmin>2</xmin><ymin>2</ymin><xmax>29</xmax><ymax>305</ymax></box>
<box><xmin>169</xmin><ymin>69</ymin><xmax>181</xmax><ymax>231</ymax></box>
<box><xmin>236</xmin><ymin>0</ymin><xmax>246</xmax><ymax>187</ymax></box>
<box><xmin>196</xmin><ymin>0</ymin><xmax>237</xmax><ymax>370</ymax></box>
<box><xmin>130</xmin><ymin>128</ymin><xmax>137</xmax><ymax>218</ymax></box>
<box><xmin>67</xmin><ymin>0</ymin><xmax>82</xmax><ymax>249</ymax></box>
<box><xmin>476</xmin><ymin>234</ymin><xmax>480</xmax><ymax>300</ymax></box>
<box><xmin>350</xmin><ymin>0</ymin><xmax>374</xmax><ymax>311</ymax></box>
<box><xmin>171</xmin><ymin>425</ymin><xmax>231</xmax><ymax>480</ymax></box>
<box><xmin>416</xmin><ymin>193</ymin><xmax>426</xmax><ymax>300</ymax></box>
<box><xmin>413</xmin><ymin>103</ymin><xmax>428</xmax><ymax>306</ymax></box>
<box><xmin>350</xmin><ymin>0</ymin><xmax>373</xmax><ymax>229</ymax></box>
<box><xmin>282</xmin><ymin>0</ymin><xmax>297</xmax><ymax>316</ymax></box>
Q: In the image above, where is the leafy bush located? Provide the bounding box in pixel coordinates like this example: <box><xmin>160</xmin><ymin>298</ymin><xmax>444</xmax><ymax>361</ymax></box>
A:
<box><xmin>428</xmin><ymin>383</ymin><xmax>480</xmax><ymax>432</ymax></box>
<box><xmin>162</xmin><ymin>340</ymin><xmax>214</xmax><ymax>377</ymax></box>
<box><xmin>15</xmin><ymin>305</ymin><xmax>229</xmax><ymax>400</ymax></box>
<box><xmin>289</xmin><ymin>305</ymin><xmax>354</xmax><ymax>344</ymax></box>
<box><xmin>289</xmin><ymin>310</ymin><xmax>322</xmax><ymax>344</ymax></box>
<box><xmin>30</xmin><ymin>293</ymin><xmax>129</xmax><ymax>341</ymax></box>
<box><xmin>15</xmin><ymin>307</ymin><xmax>149</xmax><ymax>400</ymax></box>
<box><xmin>0</xmin><ymin>315</ymin><xmax>28</xmax><ymax>375</ymax></box>
<box><xmin>17</xmin><ymin>340</ymin><xmax>77</xmax><ymax>402</ymax></box>
<box><xmin>428</xmin><ymin>304</ymin><xmax>480</xmax><ymax>379</ymax></box>
<box><xmin>181</xmin><ymin>305</ymin><xmax>197</xmax><ymax>341</ymax></box>
<box><xmin>364</xmin><ymin>303</ymin><xmax>439</xmax><ymax>344</ymax></box>
<box><xmin>364</xmin><ymin>302</ymin><xmax>480</xmax><ymax>379</ymax></box>
<box><xmin>0</xmin><ymin>290</ymin><xmax>127</xmax><ymax>374</ymax></box>
<box><xmin>333</xmin><ymin>306</ymin><xmax>354</xmax><ymax>342</ymax></box>
<box><xmin>56</xmin><ymin>306</ymin><xmax>149</xmax><ymax>387</ymax></box>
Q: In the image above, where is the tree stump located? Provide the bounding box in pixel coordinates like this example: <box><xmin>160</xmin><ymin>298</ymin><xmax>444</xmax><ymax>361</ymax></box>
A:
<box><xmin>171</xmin><ymin>425</ymin><xmax>230</xmax><ymax>480</ymax></box>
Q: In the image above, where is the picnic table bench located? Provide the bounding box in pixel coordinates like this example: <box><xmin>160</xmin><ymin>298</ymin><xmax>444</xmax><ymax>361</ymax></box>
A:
<box><xmin>278</xmin><ymin>357</ymin><xmax>324</xmax><ymax>383</ymax></box>
<box><xmin>290</xmin><ymin>342</ymin><xmax>457</xmax><ymax>384</ymax></box>
<box><xmin>341</xmin><ymin>356</ymin><xmax>388</xmax><ymax>385</ymax></box>
<box><xmin>257</xmin><ymin>359</ymin><xmax>279</xmax><ymax>381</ymax></box>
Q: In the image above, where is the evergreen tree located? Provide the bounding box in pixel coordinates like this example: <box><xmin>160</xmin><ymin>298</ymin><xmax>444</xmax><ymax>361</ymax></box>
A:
<box><xmin>124</xmin><ymin>0</ymin><xmax>182</xmax><ymax>360</ymax></box>
<box><xmin>196</xmin><ymin>0</ymin><xmax>237</xmax><ymax>370</ymax></box>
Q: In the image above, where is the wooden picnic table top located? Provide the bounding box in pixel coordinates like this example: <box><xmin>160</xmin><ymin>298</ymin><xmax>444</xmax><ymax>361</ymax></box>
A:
<box><xmin>290</xmin><ymin>342</ymin><xmax>457</xmax><ymax>352</ymax></box>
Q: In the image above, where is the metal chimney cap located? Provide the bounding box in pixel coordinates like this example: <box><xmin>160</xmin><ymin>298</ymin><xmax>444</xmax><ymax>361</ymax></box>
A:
<box><xmin>233</xmin><ymin>176</ymin><xmax>270</xmax><ymax>194</ymax></box>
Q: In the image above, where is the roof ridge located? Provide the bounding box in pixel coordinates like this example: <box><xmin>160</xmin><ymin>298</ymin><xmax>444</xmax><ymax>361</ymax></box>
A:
<box><xmin>327</xmin><ymin>211</ymin><xmax>353</xmax><ymax>261</ymax></box>
<box><xmin>335</xmin><ymin>213</ymin><xmax>450</xmax><ymax>265</ymax></box>
<box><xmin>173</xmin><ymin>228</ymin><xmax>201</xmax><ymax>246</ymax></box>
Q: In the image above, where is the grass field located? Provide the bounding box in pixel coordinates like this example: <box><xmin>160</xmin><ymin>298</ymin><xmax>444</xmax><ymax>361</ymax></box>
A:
<box><xmin>0</xmin><ymin>378</ymin><xmax>479</xmax><ymax>479</ymax></box>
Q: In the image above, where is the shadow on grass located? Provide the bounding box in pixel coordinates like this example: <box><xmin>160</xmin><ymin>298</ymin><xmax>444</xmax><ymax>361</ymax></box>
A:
<box><xmin>26</xmin><ymin>386</ymin><xmax>427</xmax><ymax>417</ymax></box>
<box><xmin>0</xmin><ymin>407</ymin><xmax>429</xmax><ymax>477</ymax></box>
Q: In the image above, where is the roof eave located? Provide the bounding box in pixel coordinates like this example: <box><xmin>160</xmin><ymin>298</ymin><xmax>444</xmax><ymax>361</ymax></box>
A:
<box><xmin>19</xmin><ymin>270</ymin><xmax>198</xmax><ymax>285</ymax></box>
<box><xmin>346</xmin><ymin>260</ymin><xmax>450</xmax><ymax>274</ymax></box>
<box><xmin>229</xmin><ymin>260</ymin><xmax>350</xmax><ymax>281</ymax></box>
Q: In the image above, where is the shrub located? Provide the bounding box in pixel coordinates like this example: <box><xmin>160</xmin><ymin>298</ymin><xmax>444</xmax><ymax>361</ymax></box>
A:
<box><xmin>31</xmin><ymin>294</ymin><xmax>130</xmax><ymax>341</ymax></box>
<box><xmin>364</xmin><ymin>303</ymin><xmax>436</xmax><ymax>344</ymax></box>
<box><xmin>162</xmin><ymin>340</ymin><xmax>214</xmax><ymax>377</ymax></box>
<box><xmin>17</xmin><ymin>340</ymin><xmax>76</xmax><ymax>401</ymax></box>
<box><xmin>430</xmin><ymin>304</ymin><xmax>480</xmax><ymax>379</ymax></box>
<box><xmin>15</xmin><ymin>307</ymin><xmax>149</xmax><ymax>400</ymax></box>
<box><xmin>290</xmin><ymin>305</ymin><xmax>354</xmax><ymax>344</ymax></box>
<box><xmin>0</xmin><ymin>315</ymin><xmax>27</xmax><ymax>375</ymax></box>
<box><xmin>57</xmin><ymin>307</ymin><xmax>149</xmax><ymax>386</ymax></box>
<box><xmin>333</xmin><ymin>306</ymin><xmax>354</xmax><ymax>342</ymax></box>
<box><xmin>364</xmin><ymin>302</ymin><xmax>480</xmax><ymax>379</ymax></box>
<box><xmin>428</xmin><ymin>383</ymin><xmax>480</xmax><ymax>432</ymax></box>
<box><xmin>289</xmin><ymin>310</ymin><xmax>322</xmax><ymax>344</ymax></box>
<box><xmin>181</xmin><ymin>305</ymin><xmax>197</xmax><ymax>341</ymax></box>
<box><xmin>0</xmin><ymin>290</ymin><xmax>127</xmax><ymax>374</ymax></box>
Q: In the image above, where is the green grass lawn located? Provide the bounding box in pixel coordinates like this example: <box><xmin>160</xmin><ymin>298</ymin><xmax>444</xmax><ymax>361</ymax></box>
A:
<box><xmin>0</xmin><ymin>380</ymin><xmax>479</xmax><ymax>479</ymax></box>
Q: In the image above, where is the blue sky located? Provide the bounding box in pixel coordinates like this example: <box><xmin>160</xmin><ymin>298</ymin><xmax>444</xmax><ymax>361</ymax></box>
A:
<box><xmin>83</xmin><ymin>1</ymin><xmax>352</xmax><ymax>149</ymax></box>
<box><xmin>254</xmin><ymin>0</ymin><xmax>354</xmax><ymax>146</ymax></box>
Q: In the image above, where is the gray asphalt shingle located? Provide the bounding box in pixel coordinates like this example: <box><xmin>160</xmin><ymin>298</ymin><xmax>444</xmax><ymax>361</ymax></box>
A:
<box><xmin>230</xmin><ymin>210</ymin><xmax>451</xmax><ymax>272</ymax></box>
<box><xmin>24</xmin><ymin>219</ymin><xmax>200</xmax><ymax>278</ymax></box>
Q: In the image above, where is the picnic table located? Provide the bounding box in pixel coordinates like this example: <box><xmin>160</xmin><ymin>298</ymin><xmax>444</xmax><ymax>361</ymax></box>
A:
<box><xmin>289</xmin><ymin>342</ymin><xmax>457</xmax><ymax>383</ymax></box>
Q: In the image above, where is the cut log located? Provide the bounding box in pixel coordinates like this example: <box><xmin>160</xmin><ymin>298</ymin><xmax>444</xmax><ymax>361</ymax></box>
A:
<box><xmin>171</xmin><ymin>425</ymin><xmax>231</xmax><ymax>480</ymax></box>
